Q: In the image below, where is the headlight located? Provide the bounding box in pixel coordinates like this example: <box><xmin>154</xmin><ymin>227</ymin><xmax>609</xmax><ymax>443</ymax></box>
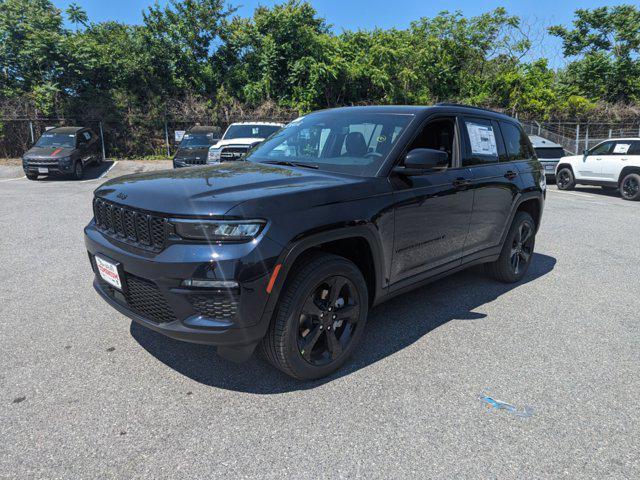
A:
<box><xmin>172</xmin><ymin>220</ymin><xmax>265</xmax><ymax>242</ymax></box>
<box><xmin>207</xmin><ymin>148</ymin><xmax>221</xmax><ymax>163</ymax></box>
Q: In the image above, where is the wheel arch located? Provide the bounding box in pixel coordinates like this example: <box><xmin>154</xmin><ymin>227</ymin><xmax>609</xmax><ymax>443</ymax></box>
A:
<box><xmin>618</xmin><ymin>166</ymin><xmax>640</xmax><ymax>185</ymax></box>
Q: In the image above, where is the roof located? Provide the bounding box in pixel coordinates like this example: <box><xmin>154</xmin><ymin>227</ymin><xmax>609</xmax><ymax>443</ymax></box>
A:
<box><xmin>46</xmin><ymin>126</ymin><xmax>85</xmax><ymax>134</ymax></box>
<box><xmin>187</xmin><ymin>125</ymin><xmax>221</xmax><ymax>133</ymax></box>
<box><xmin>228</xmin><ymin>121</ymin><xmax>285</xmax><ymax>126</ymax></box>
<box><xmin>312</xmin><ymin>104</ymin><xmax>518</xmax><ymax>122</ymax></box>
<box><xmin>528</xmin><ymin>135</ymin><xmax>563</xmax><ymax>148</ymax></box>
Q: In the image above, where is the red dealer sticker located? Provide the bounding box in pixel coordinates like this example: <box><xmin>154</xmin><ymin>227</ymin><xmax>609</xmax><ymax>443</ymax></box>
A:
<box><xmin>95</xmin><ymin>256</ymin><xmax>122</xmax><ymax>290</ymax></box>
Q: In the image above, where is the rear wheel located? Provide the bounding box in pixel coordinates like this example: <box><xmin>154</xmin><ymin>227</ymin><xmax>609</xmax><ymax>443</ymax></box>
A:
<box><xmin>556</xmin><ymin>167</ymin><xmax>575</xmax><ymax>190</ymax></box>
<box><xmin>485</xmin><ymin>211</ymin><xmax>536</xmax><ymax>283</ymax></box>
<box><xmin>620</xmin><ymin>173</ymin><xmax>640</xmax><ymax>201</ymax></box>
<box><xmin>260</xmin><ymin>253</ymin><xmax>368</xmax><ymax>380</ymax></box>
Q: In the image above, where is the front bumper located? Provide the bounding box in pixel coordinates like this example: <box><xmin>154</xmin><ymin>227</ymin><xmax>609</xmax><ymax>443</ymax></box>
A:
<box><xmin>23</xmin><ymin>158</ymin><xmax>71</xmax><ymax>175</ymax></box>
<box><xmin>84</xmin><ymin>221</ymin><xmax>283</xmax><ymax>351</ymax></box>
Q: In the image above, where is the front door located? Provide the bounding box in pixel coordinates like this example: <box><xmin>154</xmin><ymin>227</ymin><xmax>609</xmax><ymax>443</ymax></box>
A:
<box><xmin>390</xmin><ymin>116</ymin><xmax>474</xmax><ymax>285</ymax></box>
<box><xmin>578</xmin><ymin>141</ymin><xmax>614</xmax><ymax>180</ymax></box>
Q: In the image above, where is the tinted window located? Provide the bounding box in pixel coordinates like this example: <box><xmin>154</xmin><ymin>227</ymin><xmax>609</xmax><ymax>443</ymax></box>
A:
<box><xmin>246</xmin><ymin>111</ymin><xmax>413</xmax><ymax>177</ymax></box>
<box><xmin>179</xmin><ymin>133</ymin><xmax>217</xmax><ymax>149</ymax></box>
<box><xmin>629</xmin><ymin>141</ymin><xmax>640</xmax><ymax>155</ymax></box>
<box><xmin>535</xmin><ymin>147</ymin><xmax>565</xmax><ymax>159</ymax></box>
<box><xmin>408</xmin><ymin>117</ymin><xmax>456</xmax><ymax>167</ymax></box>
<box><xmin>589</xmin><ymin>141</ymin><xmax>614</xmax><ymax>155</ymax></box>
<box><xmin>500</xmin><ymin>122</ymin><xmax>532</xmax><ymax>161</ymax></box>
<box><xmin>224</xmin><ymin>125</ymin><xmax>282</xmax><ymax>140</ymax></box>
<box><xmin>462</xmin><ymin>118</ymin><xmax>500</xmax><ymax>165</ymax></box>
<box><xmin>35</xmin><ymin>133</ymin><xmax>75</xmax><ymax>148</ymax></box>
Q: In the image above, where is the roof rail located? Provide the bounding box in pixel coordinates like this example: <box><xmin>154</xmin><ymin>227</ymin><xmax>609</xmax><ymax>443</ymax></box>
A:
<box><xmin>435</xmin><ymin>102</ymin><xmax>504</xmax><ymax>115</ymax></box>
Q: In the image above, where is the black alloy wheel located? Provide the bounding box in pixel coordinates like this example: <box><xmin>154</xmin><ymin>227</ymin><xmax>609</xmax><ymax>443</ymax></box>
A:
<box><xmin>260</xmin><ymin>253</ymin><xmax>369</xmax><ymax>380</ymax></box>
<box><xmin>297</xmin><ymin>275</ymin><xmax>361</xmax><ymax>366</ymax></box>
<box><xmin>556</xmin><ymin>168</ymin><xmax>575</xmax><ymax>190</ymax></box>
<box><xmin>620</xmin><ymin>173</ymin><xmax>640</xmax><ymax>201</ymax></box>
<box><xmin>510</xmin><ymin>220</ymin><xmax>534</xmax><ymax>276</ymax></box>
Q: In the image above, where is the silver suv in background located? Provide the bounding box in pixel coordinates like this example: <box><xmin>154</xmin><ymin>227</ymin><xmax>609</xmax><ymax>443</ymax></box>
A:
<box><xmin>528</xmin><ymin>135</ymin><xmax>565</xmax><ymax>181</ymax></box>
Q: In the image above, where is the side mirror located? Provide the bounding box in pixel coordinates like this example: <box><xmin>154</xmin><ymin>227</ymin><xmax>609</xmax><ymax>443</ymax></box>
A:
<box><xmin>394</xmin><ymin>148</ymin><xmax>449</xmax><ymax>175</ymax></box>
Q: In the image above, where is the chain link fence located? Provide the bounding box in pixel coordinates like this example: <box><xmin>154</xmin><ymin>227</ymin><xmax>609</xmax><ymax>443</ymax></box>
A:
<box><xmin>522</xmin><ymin>120</ymin><xmax>640</xmax><ymax>154</ymax></box>
<box><xmin>0</xmin><ymin>114</ymin><xmax>295</xmax><ymax>159</ymax></box>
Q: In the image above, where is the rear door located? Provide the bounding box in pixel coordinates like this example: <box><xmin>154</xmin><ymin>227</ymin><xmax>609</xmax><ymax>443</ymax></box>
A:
<box><xmin>600</xmin><ymin>140</ymin><xmax>638</xmax><ymax>182</ymax></box>
<box><xmin>461</xmin><ymin>117</ymin><xmax>522</xmax><ymax>257</ymax></box>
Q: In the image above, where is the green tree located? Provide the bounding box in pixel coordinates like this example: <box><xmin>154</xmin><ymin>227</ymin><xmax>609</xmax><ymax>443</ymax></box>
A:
<box><xmin>549</xmin><ymin>5</ymin><xmax>640</xmax><ymax>103</ymax></box>
<box><xmin>66</xmin><ymin>2</ymin><xmax>88</xmax><ymax>31</ymax></box>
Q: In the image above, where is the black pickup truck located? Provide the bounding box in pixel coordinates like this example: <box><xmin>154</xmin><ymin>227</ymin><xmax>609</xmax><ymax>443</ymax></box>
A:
<box><xmin>23</xmin><ymin>126</ymin><xmax>102</xmax><ymax>180</ymax></box>
<box><xmin>85</xmin><ymin>104</ymin><xmax>545</xmax><ymax>380</ymax></box>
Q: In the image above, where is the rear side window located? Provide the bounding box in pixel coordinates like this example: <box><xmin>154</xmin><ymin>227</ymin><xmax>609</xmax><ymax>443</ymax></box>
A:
<box><xmin>612</xmin><ymin>141</ymin><xmax>633</xmax><ymax>155</ymax></box>
<box><xmin>500</xmin><ymin>122</ymin><xmax>533</xmax><ymax>161</ymax></box>
<box><xmin>462</xmin><ymin>117</ymin><xmax>503</xmax><ymax>166</ymax></box>
<box><xmin>629</xmin><ymin>141</ymin><xmax>640</xmax><ymax>155</ymax></box>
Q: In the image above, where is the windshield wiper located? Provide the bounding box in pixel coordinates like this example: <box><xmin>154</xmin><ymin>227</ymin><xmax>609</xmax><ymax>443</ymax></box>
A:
<box><xmin>261</xmin><ymin>160</ymin><xmax>319</xmax><ymax>170</ymax></box>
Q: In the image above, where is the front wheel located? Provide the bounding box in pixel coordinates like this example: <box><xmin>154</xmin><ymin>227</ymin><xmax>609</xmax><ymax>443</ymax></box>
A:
<box><xmin>556</xmin><ymin>167</ymin><xmax>575</xmax><ymax>190</ymax></box>
<box><xmin>620</xmin><ymin>173</ymin><xmax>640</xmax><ymax>201</ymax></box>
<box><xmin>72</xmin><ymin>161</ymin><xmax>84</xmax><ymax>180</ymax></box>
<box><xmin>485</xmin><ymin>211</ymin><xmax>536</xmax><ymax>283</ymax></box>
<box><xmin>260</xmin><ymin>253</ymin><xmax>369</xmax><ymax>380</ymax></box>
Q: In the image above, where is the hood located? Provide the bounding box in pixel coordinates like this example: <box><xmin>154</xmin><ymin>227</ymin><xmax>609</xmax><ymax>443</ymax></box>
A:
<box><xmin>211</xmin><ymin>138</ymin><xmax>264</xmax><ymax>149</ymax></box>
<box><xmin>173</xmin><ymin>147</ymin><xmax>210</xmax><ymax>162</ymax></box>
<box><xmin>23</xmin><ymin>146</ymin><xmax>76</xmax><ymax>159</ymax></box>
<box><xmin>94</xmin><ymin>161</ymin><xmax>374</xmax><ymax>217</ymax></box>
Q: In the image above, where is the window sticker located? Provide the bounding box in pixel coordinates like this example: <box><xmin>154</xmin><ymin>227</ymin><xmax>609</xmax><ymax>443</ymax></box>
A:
<box><xmin>466</xmin><ymin>122</ymin><xmax>497</xmax><ymax>157</ymax></box>
<box><xmin>613</xmin><ymin>143</ymin><xmax>631</xmax><ymax>154</ymax></box>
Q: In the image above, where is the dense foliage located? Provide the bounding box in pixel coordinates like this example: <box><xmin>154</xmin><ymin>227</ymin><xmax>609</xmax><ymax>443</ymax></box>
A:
<box><xmin>1</xmin><ymin>0</ymin><xmax>639</xmax><ymax>155</ymax></box>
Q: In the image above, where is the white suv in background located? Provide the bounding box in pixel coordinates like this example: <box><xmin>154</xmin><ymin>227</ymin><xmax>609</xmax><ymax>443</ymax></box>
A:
<box><xmin>207</xmin><ymin>122</ymin><xmax>284</xmax><ymax>163</ymax></box>
<box><xmin>556</xmin><ymin>138</ymin><xmax>640</xmax><ymax>201</ymax></box>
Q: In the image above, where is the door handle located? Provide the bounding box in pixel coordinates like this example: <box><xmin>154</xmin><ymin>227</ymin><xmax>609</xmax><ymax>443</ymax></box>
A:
<box><xmin>453</xmin><ymin>178</ymin><xmax>472</xmax><ymax>190</ymax></box>
<box><xmin>504</xmin><ymin>170</ymin><xmax>518</xmax><ymax>180</ymax></box>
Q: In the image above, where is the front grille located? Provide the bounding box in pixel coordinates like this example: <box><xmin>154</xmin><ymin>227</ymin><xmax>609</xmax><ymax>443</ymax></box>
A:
<box><xmin>220</xmin><ymin>146</ymin><xmax>249</xmax><ymax>161</ymax></box>
<box><xmin>25</xmin><ymin>158</ymin><xmax>59</xmax><ymax>167</ymax></box>
<box><xmin>183</xmin><ymin>158</ymin><xmax>206</xmax><ymax>165</ymax></box>
<box><xmin>90</xmin><ymin>255</ymin><xmax>177</xmax><ymax>324</ymax></box>
<box><xmin>189</xmin><ymin>293</ymin><xmax>239</xmax><ymax>320</ymax></box>
<box><xmin>93</xmin><ymin>198</ymin><xmax>167</xmax><ymax>251</ymax></box>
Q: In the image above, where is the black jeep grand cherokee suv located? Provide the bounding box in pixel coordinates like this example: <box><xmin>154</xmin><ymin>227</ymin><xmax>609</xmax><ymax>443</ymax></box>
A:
<box><xmin>85</xmin><ymin>105</ymin><xmax>545</xmax><ymax>380</ymax></box>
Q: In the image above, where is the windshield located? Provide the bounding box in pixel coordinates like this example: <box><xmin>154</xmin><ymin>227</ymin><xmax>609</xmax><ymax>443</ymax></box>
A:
<box><xmin>535</xmin><ymin>147</ymin><xmax>565</xmax><ymax>159</ymax></box>
<box><xmin>179</xmin><ymin>133</ymin><xmax>217</xmax><ymax>149</ymax></box>
<box><xmin>223</xmin><ymin>124</ymin><xmax>282</xmax><ymax>140</ymax></box>
<box><xmin>35</xmin><ymin>133</ymin><xmax>75</xmax><ymax>148</ymax></box>
<box><xmin>245</xmin><ymin>111</ymin><xmax>413</xmax><ymax>177</ymax></box>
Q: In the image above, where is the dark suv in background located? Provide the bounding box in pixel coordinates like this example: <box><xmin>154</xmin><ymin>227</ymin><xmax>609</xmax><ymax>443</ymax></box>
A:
<box><xmin>23</xmin><ymin>126</ymin><xmax>101</xmax><ymax>180</ymax></box>
<box><xmin>85</xmin><ymin>105</ymin><xmax>545</xmax><ymax>380</ymax></box>
<box><xmin>172</xmin><ymin>126</ymin><xmax>221</xmax><ymax>168</ymax></box>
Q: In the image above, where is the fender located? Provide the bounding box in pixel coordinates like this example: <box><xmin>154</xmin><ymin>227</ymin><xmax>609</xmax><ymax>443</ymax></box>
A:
<box><xmin>257</xmin><ymin>223</ymin><xmax>387</xmax><ymax>328</ymax></box>
<box><xmin>501</xmin><ymin>190</ymin><xmax>545</xmax><ymax>242</ymax></box>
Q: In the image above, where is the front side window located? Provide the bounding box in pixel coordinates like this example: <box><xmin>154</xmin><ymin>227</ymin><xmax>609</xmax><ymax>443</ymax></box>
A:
<box><xmin>246</xmin><ymin>112</ymin><xmax>413</xmax><ymax>177</ymax></box>
<box><xmin>500</xmin><ymin>122</ymin><xmax>532</xmax><ymax>161</ymax></box>
<box><xmin>223</xmin><ymin>124</ymin><xmax>282</xmax><ymax>140</ymax></box>
<box><xmin>589</xmin><ymin>141</ymin><xmax>614</xmax><ymax>156</ymax></box>
<box><xmin>35</xmin><ymin>133</ymin><xmax>75</xmax><ymax>148</ymax></box>
<box><xmin>408</xmin><ymin>117</ymin><xmax>456</xmax><ymax>167</ymax></box>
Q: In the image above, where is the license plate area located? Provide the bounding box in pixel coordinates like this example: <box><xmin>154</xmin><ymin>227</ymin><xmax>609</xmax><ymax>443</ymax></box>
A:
<box><xmin>38</xmin><ymin>167</ymin><xmax>48</xmax><ymax>174</ymax></box>
<box><xmin>95</xmin><ymin>255</ymin><xmax>124</xmax><ymax>291</ymax></box>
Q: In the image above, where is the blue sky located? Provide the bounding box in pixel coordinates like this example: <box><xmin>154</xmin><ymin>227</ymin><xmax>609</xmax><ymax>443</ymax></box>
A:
<box><xmin>52</xmin><ymin>0</ymin><xmax>626</xmax><ymax>66</ymax></box>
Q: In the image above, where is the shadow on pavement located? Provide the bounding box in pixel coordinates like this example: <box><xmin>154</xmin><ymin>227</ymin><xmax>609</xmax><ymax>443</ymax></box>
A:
<box><xmin>572</xmin><ymin>186</ymin><xmax>622</xmax><ymax>198</ymax></box>
<box><xmin>36</xmin><ymin>160</ymin><xmax>114</xmax><ymax>182</ymax></box>
<box><xmin>130</xmin><ymin>253</ymin><xmax>557</xmax><ymax>394</ymax></box>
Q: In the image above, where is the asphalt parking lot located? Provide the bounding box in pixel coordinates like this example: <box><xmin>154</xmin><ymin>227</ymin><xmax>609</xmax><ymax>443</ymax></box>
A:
<box><xmin>1</xmin><ymin>162</ymin><xmax>639</xmax><ymax>479</ymax></box>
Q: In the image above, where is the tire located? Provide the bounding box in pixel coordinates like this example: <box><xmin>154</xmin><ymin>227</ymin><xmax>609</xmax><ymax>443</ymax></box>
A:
<box><xmin>260</xmin><ymin>253</ymin><xmax>369</xmax><ymax>380</ymax></box>
<box><xmin>620</xmin><ymin>173</ymin><xmax>640</xmax><ymax>201</ymax></box>
<box><xmin>25</xmin><ymin>173</ymin><xmax>38</xmax><ymax>180</ymax></box>
<box><xmin>72</xmin><ymin>160</ymin><xmax>84</xmax><ymax>180</ymax></box>
<box><xmin>556</xmin><ymin>167</ymin><xmax>575</xmax><ymax>190</ymax></box>
<box><xmin>485</xmin><ymin>211</ymin><xmax>536</xmax><ymax>283</ymax></box>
